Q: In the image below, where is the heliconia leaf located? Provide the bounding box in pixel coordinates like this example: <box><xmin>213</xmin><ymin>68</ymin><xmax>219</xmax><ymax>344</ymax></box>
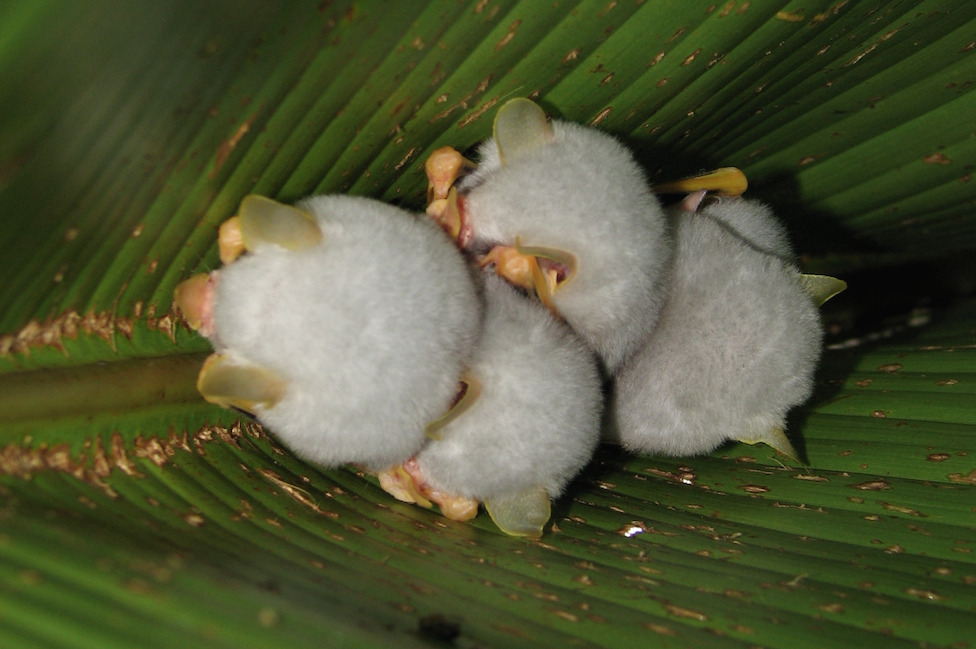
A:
<box><xmin>1</xmin><ymin>2</ymin><xmax>974</xmax><ymax>648</ymax></box>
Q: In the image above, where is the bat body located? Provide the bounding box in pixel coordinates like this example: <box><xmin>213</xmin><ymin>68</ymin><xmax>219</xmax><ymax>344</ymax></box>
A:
<box><xmin>608</xmin><ymin>196</ymin><xmax>823</xmax><ymax>457</ymax></box>
<box><xmin>451</xmin><ymin>100</ymin><xmax>671</xmax><ymax>374</ymax></box>
<box><xmin>177</xmin><ymin>195</ymin><xmax>482</xmax><ymax>471</ymax></box>
<box><xmin>412</xmin><ymin>272</ymin><xmax>603</xmax><ymax>532</ymax></box>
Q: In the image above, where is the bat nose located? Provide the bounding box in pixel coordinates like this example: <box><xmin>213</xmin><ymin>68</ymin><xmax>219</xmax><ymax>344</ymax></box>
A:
<box><xmin>174</xmin><ymin>272</ymin><xmax>216</xmax><ymax>335</ymax></box>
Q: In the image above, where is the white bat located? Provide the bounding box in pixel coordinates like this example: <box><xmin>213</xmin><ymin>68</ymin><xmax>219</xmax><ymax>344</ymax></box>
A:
<box><xmin>426</xmin><ymin>98</ymin><xmax>671</xmax><ymax>375</ymax></box>
<box><xmin>174</xmin><ymin>194</ymin><xmax>482</xmax><ymax>471</ymax></box>
<box><xmin>381</xmin><ymin>272</ymin><xmax>603</xmax><ymax>537</ymax></box>
<box><xmin>608</xmin><ymin>192</ymin><xmax>844</xmax><ymax>459</ymax></box>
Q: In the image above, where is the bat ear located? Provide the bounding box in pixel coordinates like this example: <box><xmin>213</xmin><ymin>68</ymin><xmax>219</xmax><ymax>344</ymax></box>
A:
<box><xmin>493</xmin><ymin>98</ymin><xmax>554</xmax><ymax>167</ymax></box>
<box><xmin>220</xmin><ymin>195</ymin><xmax>323</xmax><ymax>263</ymax></box>
<box><xmin>798</xmin><ymin>274</ymin><xmax>847</xmax><ymax>307</ymax></box>
<box><xmin>484</xmin><ymin>485</ymin><xmax>551</xmax><ymax>538</ymax></box>
<box><xmin>652</xmin><ymin>167</ymin><xmax>748</xmax><ymax>197</ymax></box>
<box><xmin>737</xmin><ymin>427</ymin><xmax>801</xmax><ymax>463</ymax></box>
<box><xmin>425</xmin><ymin>374</ymin><xmax>483</xmax><ymax>440</ymax></box>
<box><xmin>197</xmin><ymin>353</ymin><xmax>289</xmax><ymax>414</ymax></box>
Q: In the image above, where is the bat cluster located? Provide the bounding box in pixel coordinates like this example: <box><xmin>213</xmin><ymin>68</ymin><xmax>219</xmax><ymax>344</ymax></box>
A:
<box><xmin>175</xmin><ymin>98</ymin><xmax>844</xmax><ymax>537</ymax></box>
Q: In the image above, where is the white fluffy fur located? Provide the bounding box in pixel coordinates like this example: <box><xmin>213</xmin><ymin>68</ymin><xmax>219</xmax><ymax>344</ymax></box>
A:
<box><xmin>415</xmin><ymin>273</ymin><xmax>603</xmax><ymax>500</ymax></box>
<box><xmin>211</xmin><ymin>195</ymin><xmax>482</xmax><ymax>470</ymax></box>
<box><xmin>460</xmin><ymin>120</ymin><xmax>671</xmax><ymax>374</ymax></box>
<box><xmin>609</xmin><ymin>197</ymin><xmax>822</xmax><ymax>456</ymax></box>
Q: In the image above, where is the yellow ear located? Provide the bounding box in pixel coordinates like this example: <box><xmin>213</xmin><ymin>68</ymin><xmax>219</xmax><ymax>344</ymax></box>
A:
<box><xmin>197</xmin><ymin>353</ymin><xmax>289</xmax><ymax>414</ymax></box>
<box><xmin>425</xmin><ymin>374</ymin><xmax>483</xmax><ymax>441</ymax></box>
<box><xmin>236</xmin><ymin>195</ymin><xmax>323</xmax><ymax>254</ymax></box>
<box><xmin>799</xmin><ymin>274</ymin><xmax>847</xmax><ymax>307</ymax></box>
<box><xmin>737</xmin><ymin>427</ymin><xmax>800</xmax><ymax>463</ymax></box>
<box><xmin>484</xmin><ymin>485</ymin><xmax>551</xmax><ymax>538</ymax></box>
<box><xmin>493</xmin><ymin>98</ymin><xmax>554</xmax><ymax>167</ymax></box>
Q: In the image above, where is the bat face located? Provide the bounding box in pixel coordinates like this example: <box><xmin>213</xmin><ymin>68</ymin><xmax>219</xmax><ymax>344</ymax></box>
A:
<box><xmin>609</xmin><ymin>196</ymin><xmax>825</xmax><ymax>459</ymax></box>
<box><xmin>435</xmin><ymin>99</ymin><xmax>672</xmax><ymax>374</ymax></box>
<box><xmin>176</xmin><ymin>195</ymin><xmax>482</xmax><ymax>471</ymax></box>
<box><xmin>381</xmin><ymin>272</ymin><xmax>604</xmax><ymax>537</ymax></box>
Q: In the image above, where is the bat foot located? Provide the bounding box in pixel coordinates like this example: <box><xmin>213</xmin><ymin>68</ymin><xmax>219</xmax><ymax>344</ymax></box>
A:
<box><xmin>378</xmin><ymin>460</ymin><xmax>479</xmax><ymax>522</ymax></box>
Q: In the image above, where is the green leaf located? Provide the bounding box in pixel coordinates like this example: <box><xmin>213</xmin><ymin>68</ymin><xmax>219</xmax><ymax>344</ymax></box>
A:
<box><xmin>2</xmin><ymin>2</ymin><xmax>975</xmax><ymax>648</ymax></box>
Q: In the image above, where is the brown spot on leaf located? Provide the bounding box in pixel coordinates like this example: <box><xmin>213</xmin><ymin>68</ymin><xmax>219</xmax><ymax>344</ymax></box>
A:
<box><xmin>740</xmin><ymin>484</ymin><xmax>769</xmax><ymax>494</ymax></box>
<box><xmin>905</xmin><ymin>588</ymin><xmax>944</xmax><ymax>601</ymax></box>
<box><xmin>428</xmin><ymin>76</ymin><xmax>493</xmax><ymax>123</ymax></box>
<box><xmin>851</xmin><ymin>479</ymin><xmax>891</xmax><ymax>491</ymax></box>
<box><xmin>590</xmin><ymin>107</ymin><xmax>612</xmax><ymax>126</ymax></box>
<box><xmin>948</xmin><ymin>470</ymin><xmax>976</xmax><ymax>485</ymax></box>
<box><xmin>881</xmin><ymin>502</ymin><xmax>926</xmax><ymax>517</ymax></box>
<box><xmin>666</xmin><ymin>604</ymin><xmax>708</xmax><ymax>621</ymax></box>
<box><xmin>211</xmin><ymin>111</ymin><xmax>259</xmax><ymax>178</ymax></box>
<box><xmin>495</xmin><ymin>20</ymin><xmax>521</xmax><ymax>50</ymax></box>
<box><xmin>643</xmin><ymin>623</ymin><xmax>676</xmax><ymax>636</ymax></box>
<box><xmin>924</xmin><ymin>153</ymin><xmax>952</xmax><ymax>165</ymax></box>
<box><xmin>681</xmin><ymin>48</ymin><xmax>702</xmax><ymax>66</ymax></box>
<box><xmin>394</xmin><ymin>146</ymin><xmax>420</xmax><ymax>171</ymax></box>
<box><xmin>775</xmin><ymin>10</ymin><xmax>804</xmax><ymax>22</ymax></box>
<box><xmin>458</xmin><ymin>97</ymin><xmax>499</xmax><ymax>128</ymax></box>
<box><xmin>183</xmin><ymin>513</ymin><xmax>205</xmax><ymax>527</ymax></box>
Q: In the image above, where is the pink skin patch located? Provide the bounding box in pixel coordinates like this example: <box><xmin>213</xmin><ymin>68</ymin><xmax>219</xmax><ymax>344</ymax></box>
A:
<box><xmin>456</xmin><ymin>194</ymin><xmax>473</xmax><ymax>250</ymax></box>
<box><xmin>197</xmin><ymin>272</ymin><xmax>219</xmax><ymax>339</ymax></box>
<box><xmin>677</xmin><ymin>189</ymin><xmax>708</xmax><ymax>213</ymax></box>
